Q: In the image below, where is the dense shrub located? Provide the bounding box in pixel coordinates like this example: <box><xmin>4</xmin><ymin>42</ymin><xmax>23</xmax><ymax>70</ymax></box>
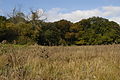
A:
<box><xmin>0</xmin><ymin>15</ymin><xmax>120</xmax><ymax>45</ymax></box>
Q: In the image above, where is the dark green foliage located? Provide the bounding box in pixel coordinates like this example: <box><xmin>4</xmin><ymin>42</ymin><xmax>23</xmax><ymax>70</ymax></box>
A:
<box><xmin>37</xmin><ymin>22</ymin><xmax>61</xmax><ymax>45</ymax></box>
<box><xmin>0</xmin><ymin>14</ymin><xmax>120</xmax><ymax>46</ymax></box>
<box><xmin>0</xmin><ymin>16</ymin><xmax>17</xmax><ymax>42</ymax></box>
<box><xmin>73</xmin><ymin>17</ymin><xmax>120</xmax><ymax>45</ymax></box>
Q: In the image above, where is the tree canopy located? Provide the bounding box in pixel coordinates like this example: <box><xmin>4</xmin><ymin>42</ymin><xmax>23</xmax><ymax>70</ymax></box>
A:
<box><xmin>0</xmin><ymin>13</ymin><xmax>120</xmax><ymax>46</ymax></box>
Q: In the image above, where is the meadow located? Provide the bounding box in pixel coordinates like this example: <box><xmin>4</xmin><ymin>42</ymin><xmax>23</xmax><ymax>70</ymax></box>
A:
<box><xmin>0</xmin><ymin>44</ymin><xmax>120</xmax><ymax>80</ymax></box>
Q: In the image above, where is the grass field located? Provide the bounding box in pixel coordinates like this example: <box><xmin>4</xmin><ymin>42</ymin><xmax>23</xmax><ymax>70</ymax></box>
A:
<box><xmin>0</xmin><ymin>44</ymin><xmax>120</xmax><ymax>80</ymax></box>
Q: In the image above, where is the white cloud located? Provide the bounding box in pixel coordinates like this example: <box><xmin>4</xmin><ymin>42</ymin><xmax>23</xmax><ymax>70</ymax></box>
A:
<box><xmin>109</xmin><ymin>17</ymin><xmax>120</xmax><ymax>24</ymax></box>
<box><xmin>45</xmin><ymin>8</ymin><xmax>63</xmax><ymax>22</ymax></box>
<box><xmin>45</xmin><ymin>8</ymin><xmax>102</xmax><ymax>22</ymax></box>
<box><xmin>102</xmin><ymin>6</ymin><xmax>120</xmax><ymax>17</ymax></box>
<box><xmin>59</xmin><ymin>9</ymin><xmax>102</xmax><ymax>22</ymax></box>
<box><xmin>40</xmin><ymin>6</ymin><xmax>120</xmax><ymax>24</ymax></box>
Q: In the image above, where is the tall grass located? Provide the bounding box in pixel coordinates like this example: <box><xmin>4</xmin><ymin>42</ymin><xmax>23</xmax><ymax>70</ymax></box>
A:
<box><xmin>0</xmin><ymin>44</ymin><xmax>120</xmax><ymax>80</ymax></box>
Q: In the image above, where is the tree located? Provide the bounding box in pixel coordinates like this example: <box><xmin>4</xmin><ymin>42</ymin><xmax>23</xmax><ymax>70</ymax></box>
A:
<box><xmin>0</xmin><ymin>16</ymin><xmax>7</xmax><ymax>42</ymax></box>
<box><xmin>38</xmin><ymin>22</ymin><xmax>61</xmax><ymax>45</ymax></box>
<box><xmin>7</xmin><ymin>8</ymin><xmax>26</xmax><ymax>24</ymax></box>
<box><xmin>73</xmin><ymin>17</ymin><xmax>120</xmax><ymax>45</ymax></box>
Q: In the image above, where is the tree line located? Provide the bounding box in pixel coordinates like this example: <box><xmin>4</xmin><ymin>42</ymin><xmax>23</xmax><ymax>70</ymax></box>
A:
<box><xmin>0</xmin><ymin>9</ymin><xmax>120</xmax><ymax>46</ymax></box>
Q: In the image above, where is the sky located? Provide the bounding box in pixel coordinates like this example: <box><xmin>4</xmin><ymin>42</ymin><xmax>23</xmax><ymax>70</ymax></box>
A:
<box><xmin>0</xmin><ymin>0</ymin><xmax>120</xmax><ymax>24</ymax></box>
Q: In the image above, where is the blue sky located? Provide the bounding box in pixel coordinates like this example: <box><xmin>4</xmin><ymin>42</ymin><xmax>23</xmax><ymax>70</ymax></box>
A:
<box><xmin>0</xmin><ymin>0</ymin><xmax>120</xmax><ymax>11</ymax></box>
<box><xmin>0</xmin><ymin>0</ymin><xmax>120</xmax><ymax>12</ymax></box>
<box><xmin>0</xmin><ymin>0</ymin><xmax>120</xmax><ymax>23</ymax></box>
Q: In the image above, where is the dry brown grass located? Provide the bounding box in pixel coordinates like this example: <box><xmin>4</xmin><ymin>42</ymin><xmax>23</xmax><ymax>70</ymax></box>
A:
<box><xmin>0</xmin><ymin>44</ymin><xmax>120</xmax><ymax>80</ymax></box>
